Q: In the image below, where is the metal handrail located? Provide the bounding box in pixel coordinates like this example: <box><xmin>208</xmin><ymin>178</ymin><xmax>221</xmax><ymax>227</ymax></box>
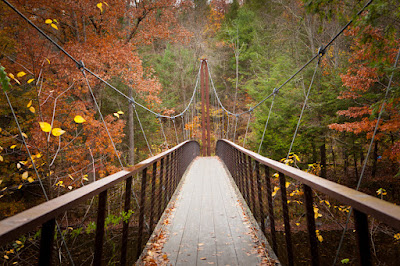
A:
<box><xmin>0</xmin><ymin>140</ymin><xmax>200</xmax><ymax>265</ymax></box>
<box><xmin>216</xmin><ymin>139</ymin><xmax>400</xmax><ymax>266</ymax></box>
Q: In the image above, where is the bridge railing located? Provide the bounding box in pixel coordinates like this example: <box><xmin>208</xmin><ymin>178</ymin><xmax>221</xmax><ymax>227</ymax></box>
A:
<box><xmin>216</xmin><ymin>139</ymin><xmax>400</xmax><ymax>266</ymax></box>
<box><xmin>0</xmin><ymin>140</ymin><xmax>199</xmax><ymax>265</ymax></box>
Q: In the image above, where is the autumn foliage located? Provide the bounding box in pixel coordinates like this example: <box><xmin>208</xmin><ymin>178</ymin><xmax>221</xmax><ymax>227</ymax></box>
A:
<box><xmin>0</xmin><ymin>0</ymin><xmax>191</xmax><ymax>202</ymax></box>
<box><xmin>329</xmin><ymin>25</ymin><xmax>400</xmax><ymax>163</ymax></box>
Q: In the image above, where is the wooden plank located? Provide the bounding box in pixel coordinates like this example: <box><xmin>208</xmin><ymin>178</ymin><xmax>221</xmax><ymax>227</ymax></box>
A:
<box><xmin>161</xmin><ymin>157</ymin><xmax>263</xmax><ymax>265</ymax></box>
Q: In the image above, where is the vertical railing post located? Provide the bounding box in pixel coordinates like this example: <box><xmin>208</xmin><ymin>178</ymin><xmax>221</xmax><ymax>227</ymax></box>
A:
<box><xmin>38</xmin><ymin>218</ymin><xmax>56</xmax><ymax>266</ymax></box>
<box><xmin>136</xmin><ymin>168</ymin><xmax>148</xmax><ymax>259</ymax></box>
<box><xmin>166</xmin><ymin>154</ymin><xmax>171</xmax><ymax>201</ymax></box>
<box><xmin>159</xmin><ymin>158</ymin><xmax>165</xmax><ymax>217</ymax></box>
<box><xmin>172</xmin><ymin>150</ymin><xmax>177</xmax><ymax>191</ymax></box>
<box><xmin>94</xmin><ymin>190</ymin><xmax>107</xmax><ymax>265</ymax></box>
<box><xmin>279</xmin><ymin>172</ymin><xmax>294</xmax><ymax>266</ymax></box>
<box><xmin>243</xmin><ymin>153</ymin><xmax>250</xmax><ymax>205</ymax></box>
<box><xmin>247</xmin><ymin>155</ymin><xmax>256</xmax><ymax>213</ymax></box>
<box><xmin>303</xmin><ymin>184</ymin><xmax>319</xmax><ymax>266</ymax></box>
<box><xmin>264</xmin><ymin>165</ymin><xmax>277</xmax><ymax>254</ymax></box>
<box><xmin>354</xmin><ymin>209</ymin><xmax>372</xmax><ymax>266</ymax></box>
<box><xmin>121</xmin><ymin>176</ymin><xmax>132</xmax><ymax>266</ymax></box>
<box><xmin>150</xmin><ymin>162</ymin><xmax>157</xmax><ymax>232</ymax></box>
<box><xmin>255</xmin><ymin>161</ymin><xmax>265</xmax><ymax>233</ymax></box>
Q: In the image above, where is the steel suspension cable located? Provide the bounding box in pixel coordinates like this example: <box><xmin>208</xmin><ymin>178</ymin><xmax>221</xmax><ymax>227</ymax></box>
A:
<box><xmin>158</xmin><ymin>117</ymin><xmax>169</xmax><ymax>149</ymax></box>
<box><xmin>81</xmin><ymin>67</ymin><xmax>124</xmax><ymax>168</ymax></box>
<box><xmin>172</xmin><ymin>118</ymin><xmax>179</xmax><ymax>145</ymax></box>
<box><xmin>332</xmin><ymin>45</ymin><xmax>400</xmax><ymax>266</ymax></box>
<box><xmin>132</xmin><ymin>103</ymin><xmax>154</xmax><ymax>157</ymax></box>
<box><xmin>233</xmin><ymin>115</ymin><xmax>239</xmax><ymax>142</ymax></box>
<box><xmin>206</xmin><ymin>0</ymin><xmax>374</xmax><ymax>119</ymax></box>
<box><xmin>286</xmin><ymin>57</ymin><xmax>321</xmax><ymax>161</ymax></box>
<box><xmin>257</xmin><ymin>93</ymin><xmax>277</xmax><ymax>154</ymax></box>
<box><xmin>243</xmin><ymin>111</ymin><xmax>252</xmax><ymax>148</ymax></box>
<box><xmin>3</xmin><ymin>90</ymin><xmax>75</xmax><ymax>266</ymax></box>
<box><xmin>2</xmin><ymin>0</ymin><xmax>201</xmax><ymax>120</ymax></box>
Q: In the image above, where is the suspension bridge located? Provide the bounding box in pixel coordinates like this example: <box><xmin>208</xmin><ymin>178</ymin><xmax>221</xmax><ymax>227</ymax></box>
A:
<box><xmin>1</xmin><ymin>0</ymin><xmax>400</xmax><ymax>265</ymax></box>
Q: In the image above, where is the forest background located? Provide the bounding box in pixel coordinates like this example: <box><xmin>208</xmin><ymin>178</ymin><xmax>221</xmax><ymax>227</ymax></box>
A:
<box><xmin>0</xmin><ymin>0</ymin><xmax>400</xmax><ymax>221</ymax></box>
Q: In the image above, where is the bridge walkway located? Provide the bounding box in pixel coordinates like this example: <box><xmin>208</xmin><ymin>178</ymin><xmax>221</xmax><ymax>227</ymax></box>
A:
<box><xmin>144</xmin><ymin>157</ymin><xmax>275</xmax><ymax>265</ymax></box>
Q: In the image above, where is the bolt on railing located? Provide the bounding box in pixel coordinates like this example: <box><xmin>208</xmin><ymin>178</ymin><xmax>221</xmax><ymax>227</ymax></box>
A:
<box><xmin>216</xmin><ymin>139</ymin><xmax>400</xmax><ymax>266</ymax></box>
<box><xmin>0</xmin><ymin>140</ymin><xmax>199</xmax><ymax>265</ymax></box>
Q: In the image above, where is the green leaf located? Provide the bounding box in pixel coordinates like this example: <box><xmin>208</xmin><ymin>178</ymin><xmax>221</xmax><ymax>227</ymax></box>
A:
<box><xmin>0</xmin><ymin>65</ymin><xmax>11</xmax><ymax>92</ymax></box>
<box><xmin>341</xmin><ymin>258</ymin><xmax>350</xmax><ymax>264</ymax></box>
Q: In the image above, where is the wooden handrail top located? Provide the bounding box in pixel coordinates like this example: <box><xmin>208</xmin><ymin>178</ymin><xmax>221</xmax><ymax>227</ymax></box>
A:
<box><xmin>217</xmin><ymin>139</ymin><xmax>400</xmax><ymax>230</ymax></box>
<box><xmin>0</xmin><ymin>140</ymin><xmax>197</xmax><ymax>245</ymax></box>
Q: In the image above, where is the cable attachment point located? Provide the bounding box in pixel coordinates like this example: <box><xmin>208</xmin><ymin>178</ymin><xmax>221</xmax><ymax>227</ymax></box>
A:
<box><xmin>318</xmin><ymin>46</ymin><xmax>326</xmax><ymax>56</ymax></box>
<box><xmin>129</xmin><ymin>97</ymin><xmax>136</xmax><ymax>108</ymax></box>
<box><xmin>77</xmin><ymin>60</ymin><xmax>84</xmax><ymax>70</ymax></box>
<box><xmin>249</xmin><ymin>107</ymin><xmax>254</xmax><ymax>113</ymax></box>
<box><xmin>273</xmin><ymin>88</ymin><xmax>279</xmax><ymax>95</ymax></box>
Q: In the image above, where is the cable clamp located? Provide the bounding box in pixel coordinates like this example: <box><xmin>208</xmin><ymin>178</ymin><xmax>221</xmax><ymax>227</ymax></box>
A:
<box><xmin>77</xmin><ymin>60</ymin><xmax>84</xmax><ymax>70</ymax></box>
<box><xmin>318</xmin><ymin>46</ymin><xmax>326</xmax><ymax>56</ymax></box>
<box><xmin>273</xmin><ymin>88</ymin><xmax>279</xmax><ymax>95</ymax></box>
<box><xmin>249</xmin><ymin>107</ymin><xmax>254</xmax><ymax>112</ymax></box>
<box><xmin>129</xmin><ymin>97</ymin><xmax>136</xmax><ymax>108</ymax></box>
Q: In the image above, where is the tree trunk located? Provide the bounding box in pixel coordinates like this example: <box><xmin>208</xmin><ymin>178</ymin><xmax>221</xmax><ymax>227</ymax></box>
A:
<box><xmin>372</xmin><ymin>141</ymin><xmax>378</xmax><ymax>178</ymax></box>
<box><xmin>320</xmin><ymin>141</ymin><xmax>326</xmax><ymax>179</ymax></box>
<box><xmin>353</xmin><ymin>139</ymin><xmax>358</xmax><ymax>180</ymax></box>
<box><xmin>128</xmin><ymin>87</ymin><xmax>135</xmax><ymax>166</ymax></box>
<box><xmin>343</xmin><ymin>148</ymin><xmax>348</xmax><ymax>177</ymax></box>
<box><xmin>312</xmin><ymin>141</ymin><xmax>317</xmax><ymax>163</ymax></box>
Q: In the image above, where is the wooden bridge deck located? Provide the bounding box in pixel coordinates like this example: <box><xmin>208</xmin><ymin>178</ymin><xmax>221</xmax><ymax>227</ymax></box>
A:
<box><xmin>144</xmin><ymin>157</ymin><xmax>274</xmax><ymax>265</ymax></box>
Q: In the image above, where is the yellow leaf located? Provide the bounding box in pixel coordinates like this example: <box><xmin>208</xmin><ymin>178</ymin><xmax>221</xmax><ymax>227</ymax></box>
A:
<box><xmin>52</xmin><ymin>128</ymin><xmax>65</xmax><ymax>137</ymax></box>
<box><xmin>27</xmin><ymin>100</ymin><xmax>32</xmax><ymax>108</ymax></box>
<box><xmin>17</xmin><ymin>71</ymin><xmax>26</xmax><ymax>78</ymax></box>
<box><xmin>15</xmin><ymin>240</ymin><xmax>22</xmax><ymax>245</ymax></box>
<box><xmin>83</xmin><ymin>177</ymin><xmax>89</xmax><ymax>181</ymax></box>
<box><xmin>53</xmin><ymin>19</ymin><xmax>58</xmax><ymax>23</ymax></box>
<box><xmin>0</xmin><ymin>180</ymin><xmax>2</xmax><ymax>185</ymax></box>
<box><xmin>97</xmin><ymin>3</ymin><xmax>103</xmax><ymax>12</ymax></box>
<box><xmin>22</xmin><ymin>171</ymin><xmax>28</xmax><ymax>179</ymax></box>
<box><xmin>8</xmin><ymin>73</ymin><xmax>21</xmax><ymax>85</ymax></box>
<box><xmin>45</xmin><ymin>19</ymin><xmax>53</xmax><ymax>24</ymax></box>
<box><xmin>4</xmin><ymin>255</ymin><xmax>9</xmax><ymax>259</ymax></box>
<box><xmin>51</xmin><ymin>23</ymin><xmax>58</xmax><ymax>30</ymax></box>
<box><xmin>18</xmin><ymin>184</ymin><xmax>22</xmax><ymax>189</ymax></box>
<box><xmin>68</xmin><ymin>174</ymin><xmax>74</xmax><ymax>180</ymax></box>
<box><xmin>285</xmin><ymin>182</ymin><xmax>290</xmax><ymax>188</ymax></box>
<box><xmin>104</xmin><ymin>2</ymin><xmax>109</xmax><ymax>7</ymax></box>
<box><xmin>28</xmin><ymin>177</ymin><xmax>34</xmax><ymax>183</ymax></box>
<box><xmin>113</xmin><ymin>112</ymin><xmax>120</xmax><ymax>118</ymax></box>
<box><xmin>117</xmin><ymin>110</ymin><xmax>124</xmax><ymax>115</ymax></box>
<box><xmin>74</xmin><ymin>115</ymin><xmax>86</xmax><ymax>123</ymax></box>
<box><xmin>17</xmin><ymin>163</ymin><xmax>21</xmax><ymax>169</ymax></box>
<box><xmin>35</xmin><ymin>153</ymin><xmax>42</xmax><ymax>158</ymax></box>
<box><xmin>10</xmin><ymin>144</ymin><xmax>17</xmax><ymax>149</ymax></box>
<box><xmin>46</xmin><ymin>58</ymin><xmax>51</xmax><ymax>64</ymax></box>
<box><xmin>295</xmin><ymin>222</ymin><xmax>300</xmax><ymax>226</ymax></box>
<box><xmin>21</xmin><ymin>132</ymin><xmax>28</xmax><ymax>139</ymax></box>
<box><xmin>27</xmin><ymin>78</ymin><xmax>34</xmax><ymax>84</ymax></box>
<box><xmin>29</xmin><ymin>106</ymin><xmax>36</xmax><ymax>113</ymax></box>
<box><xmin>0</xmin><ymin>155</ymin><xmax>3</xmax><ymax>162</ymax></box>
<box><xmin>39</xmin><ymin>122</ymin><xmax>51</xmax><ymax>132</ymax></box>
<box><xmin>394</xmin><ymin>233</ymin><xmax>400</xmax><ymax>240</ymax></box>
